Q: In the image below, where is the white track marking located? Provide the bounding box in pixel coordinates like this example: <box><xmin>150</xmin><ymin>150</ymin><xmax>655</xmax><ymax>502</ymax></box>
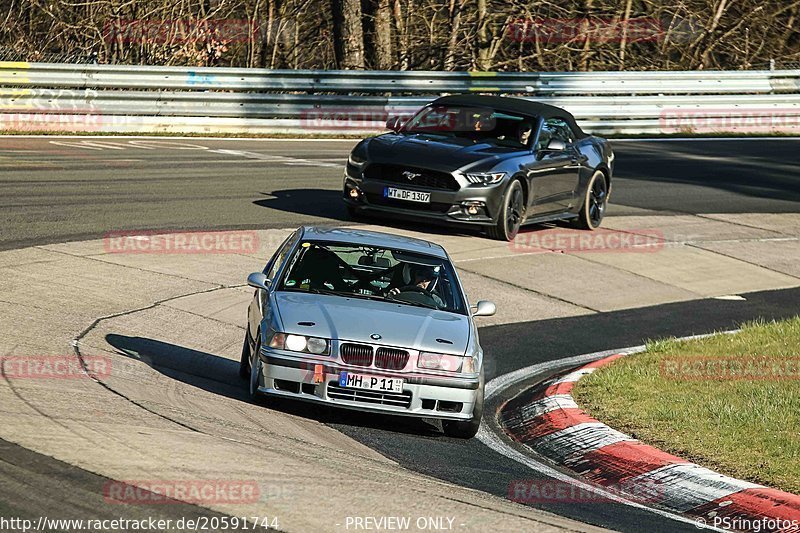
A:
<box><xmin>531</xmin><ymin>422</ymin><xmax>635</xmax><ymax>465</ymax></box>
<box><xmin>553</xmin><ymin>367</ymin><xmax>597</xmax><ymax>384</ymax></box>
<box><xmin>626</xmin><ymin>464</ymin><xmax>762</xmax><ymax>513</ymax></box>
<box><xmin>517</xmin><ymin>395</ymin><xmax>578</xmax><ymax>419</ymax></box>
<box><xmin>42</xmin><ymin>140</ymin><xmax>342</xmax><ymax>168</ymax></box>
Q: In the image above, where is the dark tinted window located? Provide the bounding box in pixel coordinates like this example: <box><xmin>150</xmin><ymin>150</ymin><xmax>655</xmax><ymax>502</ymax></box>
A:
<box><xmin>536</xmin><ymin>117</ymin><xmax>575</xmax><ymax>150</ymax></box>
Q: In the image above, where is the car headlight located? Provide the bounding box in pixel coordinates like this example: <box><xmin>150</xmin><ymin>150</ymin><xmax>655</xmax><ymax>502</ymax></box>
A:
<box><xmin>465</xmin><ymin>172</ymin><xmax>505</xmax><ymax>185</ymax></box>
<box><xmin>418</xmin><ymin>352</ymin><xmax>464</xmax><ymax>372</ymax></box>
<box><xmin>348</xmin><ymin>153</ymin><xmax>367</xmax><ymax>165</ymax></box>
<box><xmin>268</xmin><ymin>332</ymin><xmax>330</xmax><ymax>355</ymax></box>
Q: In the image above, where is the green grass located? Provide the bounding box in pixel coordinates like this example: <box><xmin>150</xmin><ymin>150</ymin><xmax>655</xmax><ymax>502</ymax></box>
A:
<box><xmin>572</xmin><ymin>317</ymin><xmax>800</xmax><ymax>494</ymax></box>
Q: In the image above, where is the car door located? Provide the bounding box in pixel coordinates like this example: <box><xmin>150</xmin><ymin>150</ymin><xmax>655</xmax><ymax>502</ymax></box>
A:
<box><xmin>525</xmin><ymin>118</ymin><xmax>582</xmax><ymax>214</ymax></box>
<box><xmin>248</xmin><ymin>231</ymin><xmax>297</xmax><ymax>344</ymax></box>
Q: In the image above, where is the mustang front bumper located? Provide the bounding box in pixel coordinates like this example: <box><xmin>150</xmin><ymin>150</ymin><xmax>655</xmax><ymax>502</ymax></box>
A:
<box><xmin>257</xmin><ymin>348</ymin><xmax>480</xmax><ymax>421</ymax></box>
<box><xmin>343</xmin><ymin>173</ymin><xmax>504</xmax><ymax>227</ymax></box>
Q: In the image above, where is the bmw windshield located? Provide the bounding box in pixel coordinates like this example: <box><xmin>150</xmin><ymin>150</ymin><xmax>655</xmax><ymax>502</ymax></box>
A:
<box><xmin>277</xmin><ymin>241</ymin><xmax>466</xmax><ymax>315</ymax></box>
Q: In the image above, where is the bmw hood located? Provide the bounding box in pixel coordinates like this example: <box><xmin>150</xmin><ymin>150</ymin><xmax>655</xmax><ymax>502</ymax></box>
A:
<box><xmin>274</xmin><ymin>292</ymin><xmax>470</xmax><ymax>356</ymax></box>
<box><xmin>364</xmin><ymin>133</ymin><xmax>524</xmax><ymax>171</ymax></box>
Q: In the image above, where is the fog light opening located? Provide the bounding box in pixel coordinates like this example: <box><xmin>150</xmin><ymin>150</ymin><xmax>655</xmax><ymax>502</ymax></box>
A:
<box><xmin>462</xmin><ymin>201</ymin><xmax>485</xmax><ymax>216</ymax></box>
<box><xmin>348</xmin><ymin>187</ymin><xmax>360</xmax><ymax>199</ymax></box>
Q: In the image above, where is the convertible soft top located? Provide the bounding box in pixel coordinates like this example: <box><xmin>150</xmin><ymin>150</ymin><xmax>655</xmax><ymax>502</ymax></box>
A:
<box><xmin>428</xmin><ymin>94</ymin><xmax>588</xmax><ymax>139</ymax></box>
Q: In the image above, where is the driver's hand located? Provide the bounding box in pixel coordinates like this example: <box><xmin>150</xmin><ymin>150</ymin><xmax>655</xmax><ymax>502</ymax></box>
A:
<box><xmin>388</xmin><ymin>287</ymin><xmax>400</xmax><ymax>297</ymax></box>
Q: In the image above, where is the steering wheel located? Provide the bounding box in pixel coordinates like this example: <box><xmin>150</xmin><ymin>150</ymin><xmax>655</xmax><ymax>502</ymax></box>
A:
<box><xmin>389</xmin><ymin>286</ymin><xmax>439</xmax><ymax>307</ymax></box>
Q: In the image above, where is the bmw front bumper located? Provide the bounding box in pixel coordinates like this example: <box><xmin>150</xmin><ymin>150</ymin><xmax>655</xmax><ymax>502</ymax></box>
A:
<box><xmin>256</xmin><ymin>348</ymin><xmax>480</xmax><ymax>421</ymax></box>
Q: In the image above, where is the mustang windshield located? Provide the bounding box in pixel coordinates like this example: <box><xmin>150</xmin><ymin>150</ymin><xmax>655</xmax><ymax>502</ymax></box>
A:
<box><xmin>403</xmin><ymin>105</ymin><xmax>535</xmax><ymax>148</ymax></box>
<box><xmin>278</xmin><ymin>241</ymin><xmax>466</xmax><ymax>315</ymax></box>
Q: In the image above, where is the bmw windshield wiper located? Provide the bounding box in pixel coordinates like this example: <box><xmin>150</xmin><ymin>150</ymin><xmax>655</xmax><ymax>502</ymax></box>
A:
<box><xmin>384</xmin><ymin>293</ymin><xmax>439</xmax><ymax>310</ymax></box>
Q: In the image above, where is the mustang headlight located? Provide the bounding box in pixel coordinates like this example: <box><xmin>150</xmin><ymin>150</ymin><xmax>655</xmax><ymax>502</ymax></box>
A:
<box><xmin>465</xmin><ymin>172</ymin><xmax>505</xmax><ymax>185</ymax></box>
<box><xmin>418</xmin><ymin>352</ymin><xmax>464</xmax><ymax>372</ymax></box>
<box><xmin>268</xmin><ymin>332</ymin><xmax>330</xmax><ymax>355</ymax></box>
<box><xmin>348</xmin><ymin>153</ymin><xmax>367</xmax><ymax>165</ymax></box>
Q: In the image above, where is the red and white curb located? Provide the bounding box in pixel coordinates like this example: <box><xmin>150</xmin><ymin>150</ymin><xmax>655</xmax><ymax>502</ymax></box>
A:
<box><xmin>498</xmin><ymin>353</ymin><xmax>800</xmax><ymax>532</ymax></box>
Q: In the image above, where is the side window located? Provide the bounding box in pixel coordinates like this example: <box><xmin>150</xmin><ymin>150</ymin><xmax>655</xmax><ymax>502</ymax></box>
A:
<box><xmin>535</xmin><ymin>123</ymin><xmax>554</xmax><ymax>152</ymax></box>
<box><xmin>536</xmin><ymin>118</ymin><xmax>576</xmax><ymax>151</ymax></box>
<box><xmin>547</xmin><ymin>118</ymin><xmax>575</xmax><ymax>144</ymax></box>
<box><xmin>265</xmin><ymin>232</ymin><xmax>297</xmax><ymax>281</ymax></box>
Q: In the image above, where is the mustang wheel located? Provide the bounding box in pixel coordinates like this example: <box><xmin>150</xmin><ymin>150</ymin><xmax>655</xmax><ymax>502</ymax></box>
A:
<box><xmin>487</xmin><ymin>180</ymin><xmax>524</xmax><ymax>241</ymax></box>
<box><xmin>239</xmin><ymin>332</ymin><xmax>251</xmax><ymax>379</ymax></box>
<box><xmin>577</xmin><ymin>171</ymin><xmax>608</xmax><ymax>230</ymax></box>
<box><xmin>442</xmin><ymin>372</ymin><xmax>484</xmax><ymax>439</ymax></box>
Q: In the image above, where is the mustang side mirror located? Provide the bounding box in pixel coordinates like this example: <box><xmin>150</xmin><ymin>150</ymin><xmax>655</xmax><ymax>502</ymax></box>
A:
<box><xmin>545</xmin><ymin>138</ymin><xmax>567</xmax><ymax>152</ymax></box>
<box><xmin>247</xmin><ymin>272</ymin><xmax>271</xmax><ymax>290</ymax></box>
<box><xmin>385</xmin><ymin>116</ymin><xmax>405</xmax><ymax>132</ymax></box>
<box><xmin>472</xmin><ymin>300</ymin><xmax>496</xmax><ymax>317</ymax></box>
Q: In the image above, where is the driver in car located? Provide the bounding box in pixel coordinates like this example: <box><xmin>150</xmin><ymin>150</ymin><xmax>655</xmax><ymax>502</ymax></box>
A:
<box><xmin>517</xmin><ymin>121</ymin><xmax>533</xmax><ymax>147</ymax></box>
<box><xmin>387</xmin><ymin>264</ymin><xmax>444</xmax><ymax>308</ymax></box>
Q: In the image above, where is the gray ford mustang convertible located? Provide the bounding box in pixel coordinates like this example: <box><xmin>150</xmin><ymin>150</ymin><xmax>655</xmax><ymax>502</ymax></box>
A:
<box><xmin>240</xmin><ymin>226</ymin><xmax>496</xmax><ymax>438</ymax></box>
<box><xmin>343</xmin><ymin>94</ymin><xmax>614</xmax><ymax>240</ymax></box>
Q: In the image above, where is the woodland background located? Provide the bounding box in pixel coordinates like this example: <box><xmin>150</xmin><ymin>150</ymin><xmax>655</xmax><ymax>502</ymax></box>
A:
<box><xmin>3</xmin><ymin>0</ymin><xmax>799</xmax><ymax>70</ymax></box>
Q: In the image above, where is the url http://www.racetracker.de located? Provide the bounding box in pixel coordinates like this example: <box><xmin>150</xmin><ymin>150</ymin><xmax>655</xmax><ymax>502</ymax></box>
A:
<box><xmin>0</xmin><ymin>515</ymin><xmax>280</xmax><ymax>532</ymax></box>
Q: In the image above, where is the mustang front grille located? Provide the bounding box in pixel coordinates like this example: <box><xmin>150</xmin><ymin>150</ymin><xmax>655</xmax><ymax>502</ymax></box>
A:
<box><xmin>327</xmin><ymin>382</ymin><xmax>412</xmax><ymax>408</ymax></box>
<box><xmin>340</xmin><ymin>343</ymin><xmax>374</xmax><ymax>366</ymax></box>
<box><xmin>364</xmin><ymin>164</ymin><xmax>459</xmax><ymax>191</ymax></box>
<box><xmin>375</xmin><ymin>347</ymin><xmax>409</xmax><ymax>370</ymax></box>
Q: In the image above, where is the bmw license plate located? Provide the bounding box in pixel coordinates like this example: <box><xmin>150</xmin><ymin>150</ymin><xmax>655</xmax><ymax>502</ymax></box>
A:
<box><xmin>384</xmin><ymin>187</ymin><xmax>431</xmax><ymax>203</ymax></box>
<box><xmin>339</xmin><ymin>372</ymin><xmax>403</xmax><ymax>393</ymax></box>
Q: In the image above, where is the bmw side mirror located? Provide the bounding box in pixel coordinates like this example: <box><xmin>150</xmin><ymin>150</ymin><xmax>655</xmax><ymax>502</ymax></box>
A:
<box><xmin>545</xmin><ymin>138</ymin><xmax>567</xmax><ymax>152</ymax></box>
<box><xmin>472</xmin><ymin>300</ymin><xmax>496</xmax><ymax>317</ymax></box>
<box><xmin>247</xmin><ymin>272</ymin><xmax>271</xmax><ymax>290</ymax></box>
<box><xmin>385</xmin><ymin>116</ymin><xmax>404</xmax><ymax>132</ymax></box>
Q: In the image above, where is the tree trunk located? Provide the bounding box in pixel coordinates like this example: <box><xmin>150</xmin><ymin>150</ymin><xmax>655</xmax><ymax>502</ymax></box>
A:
<box><xmin>443</xmin><ymin>0</ymin><xmax>464</xmax><ymax>70</ymax></box>
<box><xmin>476</xmin><ymin>0</ymin><xmax>491</xmax><ymax>70</ymax></box>
<box><xmin>331</xmin><ymin>0</ymin><xmax>366</xmax><ymax>68</ymax></box>
<box><xmin>373</xmin><ymin>0</ymin><xmax>393</xmax><ymax>69</ymax></box>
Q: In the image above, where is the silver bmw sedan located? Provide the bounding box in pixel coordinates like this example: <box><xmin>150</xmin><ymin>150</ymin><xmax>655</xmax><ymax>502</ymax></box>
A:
<box><xmin>241</xmin><ymin>226</ymin><xmax>496</xmax><ymax>438</ymax></box>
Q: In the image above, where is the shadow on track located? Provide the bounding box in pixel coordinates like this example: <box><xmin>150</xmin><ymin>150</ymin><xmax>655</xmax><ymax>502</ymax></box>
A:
<box><xmin>253</xmin><ymin>188</ymin><xmax>482</xmax><ymax>238</ymax></box>
<box><xmin>104</xmin><ymin>333</ymin><xmax>441</xmax><ymax>437</ymax></box>
<box><xmin>613</xmin><ymin>140</ymin><xmax>800</xmax><ymax>213</ymax></box>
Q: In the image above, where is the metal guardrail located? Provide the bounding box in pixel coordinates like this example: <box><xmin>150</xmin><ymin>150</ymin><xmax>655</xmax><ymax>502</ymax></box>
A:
<box><xmin>1</xmin><ymin>61</ymin><xmax>799</xmax><ymax>135</ymax></box>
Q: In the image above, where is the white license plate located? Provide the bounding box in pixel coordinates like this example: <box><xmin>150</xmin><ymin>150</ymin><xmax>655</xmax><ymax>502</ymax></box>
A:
<box><xmin>385</xmin><ymin>187</ymin><xmax>431</xmax><ymax>203</ymax></box>
<box><xmin>339</xmin><ymin>372</ymin><xmax>403</xmax><ymax>393</ymax></box>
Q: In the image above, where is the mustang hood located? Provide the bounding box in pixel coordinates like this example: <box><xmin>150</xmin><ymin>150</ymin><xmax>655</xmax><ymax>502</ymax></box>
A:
<box><xmin>274</xmin><ymin>292</ymin><xmax>469</xmax><ymax>356</ymax></box>
<box><xmin>365</xmin><ymin>133</ymin><xmax>524</xmax><ymax>171</ymax></box>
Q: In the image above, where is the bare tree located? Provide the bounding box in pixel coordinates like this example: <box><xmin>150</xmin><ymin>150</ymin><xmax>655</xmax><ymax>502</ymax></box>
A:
<box><xmin>331</xmin><ymin>0</ymin><xmax>365</xmax><ymax>68</ymax></box>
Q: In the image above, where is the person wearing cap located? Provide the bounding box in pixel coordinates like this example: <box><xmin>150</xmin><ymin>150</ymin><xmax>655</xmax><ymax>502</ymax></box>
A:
<box><xmin>387</xmin><ymin>264</ymin><xmax>445</xmax><ymax>307</ymax></box>
<box><xmin>517</xmin><ymin>121</ymin><xmax>533</xmax><ymax>148</ymax></box>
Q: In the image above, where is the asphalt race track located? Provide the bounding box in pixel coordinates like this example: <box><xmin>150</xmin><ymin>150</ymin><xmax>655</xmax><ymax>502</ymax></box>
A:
<box><xmin>1</xmin><ymin>137</ymin><xmax>799</xmax><ymax>251</ymax></box>
<box><xmin>1</xmin><ymin>136</ymin><xmax>799</xmax><ymax>532</ymax></box>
